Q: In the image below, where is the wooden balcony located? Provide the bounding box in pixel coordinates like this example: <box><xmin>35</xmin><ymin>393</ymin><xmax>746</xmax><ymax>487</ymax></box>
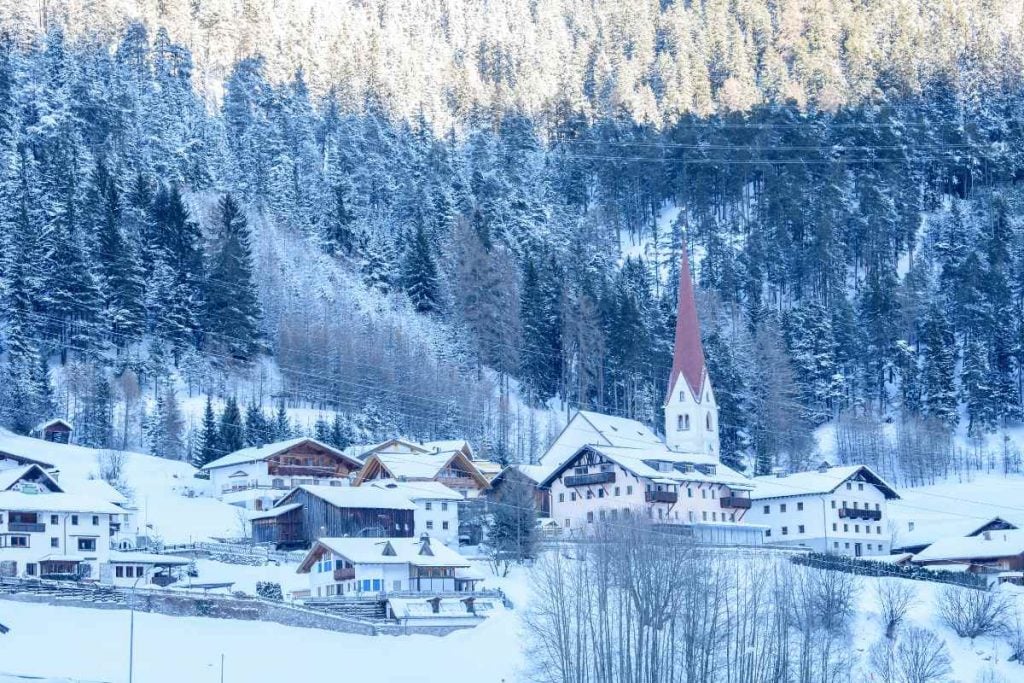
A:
<box><xmin>721</xmin><ymin>496</ymin><xmax>752</xmax><ymax>509</ymax></box>
<box><xmin>9</xmin><ymin>522</ymin><xmax>45</xmax><ymax>533</ymax></box>
<box><xmin>271</xmin><ymin>465</ymin><xmax>339</xmax><ymax>477</ymax></box>
<box><xmin>838</xmin><ymin>507</ymin><xmax>881</xmax><ymax>521</ymax></box>
<box><xmin>645</xmin><ymin>490</ymin><xmax>678</xmax><ymax>504</ymax></box>
<box><xmin>334</xmin><ymin>566</ymin><xmax>355</xmax><ymax>581</ymax></box>
<box><xmin>564</xmin><ymin>471</ymin><xmax>616</xmax><ymax>487</ymax></box>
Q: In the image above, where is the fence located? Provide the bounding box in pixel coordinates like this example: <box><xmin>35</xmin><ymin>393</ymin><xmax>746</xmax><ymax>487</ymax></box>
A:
<box><xmin>791</xmin><ymin>552</ymin><xmax>989</xmax><ymax>590</ymax></box>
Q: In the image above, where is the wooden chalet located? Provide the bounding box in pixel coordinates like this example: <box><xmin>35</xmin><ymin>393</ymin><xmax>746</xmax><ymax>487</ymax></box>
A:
<box><xmin>250</xmin><ymin>485</ymin><xmax>417</xmax><ymax>549</ymax></box>
<box><xmin>489</xmin><ymin>464</ymin><xmax>555</xmax><ymax>517</ymax></box>
<box><xmin>352</xmin><ymin>448</ymin><xmax>490</xmax><ymax>497</ymax></box>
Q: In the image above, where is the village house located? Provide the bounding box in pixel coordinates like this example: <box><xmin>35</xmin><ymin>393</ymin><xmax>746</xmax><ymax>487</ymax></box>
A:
<box><xmin>891</xmin><ymin>516</ymin><xmax>1020</xmax><ymax>555</ymax></box>
<box><xmin>103</xmin><ymin>550</ymin><xmax>191</xmax><ymax>587</ymax></box>
<box><xmin>0</xmin><ymin>465</ymin><xmax>122</xmax><ymax>580</ymax></box>
<box><xmin>746</xmin><ymin>464</ymin><xmax>900</xmax><ymax>557</ymax></box>
<box><xmin>911</xmin><ymin>529</ymin><xmax>1024</xmax><ymax>584</ymax></box>
<box><xmin>365</xmin><ymin>480</ymin><xmax>462</xmax><ymax>547</ymax></box>
<box><xmin>296</xmin><ymin>535</ymin><xmax>481</xmax><ymax>598</ymax></box>
<box><xmin>541</xmin><ymin>249</ymin><xmax>763</xmax><ymax>545</ymax></box>
<box><xmin>353</xmin><ymin>445</ymin><xmax>491</xmax><ymax>498</ymax></box>
<box><xmin>201</xmin><ymin>437</ymin><xmax>364</xmax><ymax>510</ymax></box>
<box><xmin>250</xmin><ymin>485</ymin><xmax>417</xmax><ymax>548</ymax></box>
<box><xmin>31</xmin><ymin>419</ymin><xmax>73</xmax><ymax>444</ymax></box>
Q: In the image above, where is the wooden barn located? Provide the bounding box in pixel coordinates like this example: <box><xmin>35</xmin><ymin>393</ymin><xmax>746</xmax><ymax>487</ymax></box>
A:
<box><xmin>250</xmin><ymin>485</ymin><xmax>417</xmax><ymax>549</ymax></box>
<box><xmin>32</xmin><ymin>419</ymin><xmax>72</xmax><ymax>444</ymax></box>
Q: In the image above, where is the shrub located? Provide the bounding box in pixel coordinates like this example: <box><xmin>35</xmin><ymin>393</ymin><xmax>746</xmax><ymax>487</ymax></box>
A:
<box><xmin>256</xmin><ymin>581</ymin><xmax>283</xmax><ymax>601</ymax></box>
<box><xmin>936</xmin><ymin>585</ymin><xmax>1011</xmax><ymax>639</ymax></box>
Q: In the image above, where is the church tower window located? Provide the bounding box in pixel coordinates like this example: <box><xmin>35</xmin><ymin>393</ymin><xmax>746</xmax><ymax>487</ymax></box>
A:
<box><xmin>706</xmin><ymin>414</ymin><xmax>712</xmax><ymax>431</ymax></box>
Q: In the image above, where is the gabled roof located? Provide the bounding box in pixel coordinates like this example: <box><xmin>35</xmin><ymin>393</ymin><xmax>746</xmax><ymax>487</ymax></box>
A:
<box><xmin>0</xmin><ymin>464</ymin><xmax>62</xmax><ymax>493</ymax></box>
<box><xmin>280</xmin><ymin>485</ymin><xmax>417</xmax><ymax>511</ymax></box>
<box><xmin>491</xmin><ymin>463</ymin><xmax>558</xmax><ymax>487</ymax></box>
<box><xmin>248</xmin><ymin>502</ymin><xmax>304</xmax><ymax>520</ymax></box>
<box><xmin>60</xmin><ymin>478</ymin><xmax>130</xmax><ymax>506</ymax></box>
<box><xmin>893</xmin><ymin>516</ymin><xmax>1022</xmax><ymax>553</ymax></box>
<box><xmin>666</xmin><ymin>246</ymin><xmax>706</xmax><ymax>403</ymax></box>
<box><xmin>297</xmin><ymin>536</ymin><xmax>471</xmax><ymax>573</ymax></box>
<box><xmin>0</xmin><ymin>449</ymin><xmax>56</xmax><ymax>470</ymax></box>
<box><xmin>750</xmin><ymin>465</ymin><xmax>900</xmax><ymax>501</ymax></box>
<box><xmin>913</xmin><ymin>529</ymin><xmax>1024</xmax><ymax>563</ymax></box>
<box><xmin>200</xmin><ymin>437</ymin><xmax>362</xmax><ymax>471</ymax></box>
<box><xmin>33</xmin><ymin>418</ymin><xmax>73</xmax><ymax>433</ymax></box>
<box><xmin>0</xmin><ymin>490</ymin><xmax>122</xmax><ymax>514</ymax></box>
<box><xmin>540</xmin><ymin>410</ymin><xmax>664</xmax><ymax>466</ymax></box>
<box><xmin>346</xmin><ymin>438</ymin><xmax>476</xmax><ymax>462</ymax></box>
<box><xmin>539</xmin><ymin>443</ymin><xmax>748</xmax><ymax>489</ymax></box>
<box><xmin>353</xmin><ymin>449</ymin><xmax>490</xmax><ymax>489</ymax></box>
<box><xmin>365</xmin><ymin>479</ymin><xmax>463</xmax><ymax>501</ymax></box>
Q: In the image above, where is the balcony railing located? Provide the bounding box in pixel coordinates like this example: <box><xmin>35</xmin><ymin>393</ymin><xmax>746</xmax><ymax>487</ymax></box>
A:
<box><xmin>721</xmin><ymin>496</ymin><xmax>752</xmax><ymax>509</ymax></box>
<box><xmin>645</xmin><ymin>490</ymin><xmax>678</xmax><ymax>504</ymax></box>
<box><xmin>564</xmin><ymin>471</ymin><xmax>616</xmax><ymax>487</ymax></box>
<box><xmin>271</xmin><ymin>465</ymin><xmax>339</xmax><ymax>477</ymax></box>
<box><xmin>9</xmin><ymin>522</ymin><xmax>45</xmax><ymax>533</ymax></box>
<box><xmin>334</xmin><ymin>567</ymin><xmax>355</xmax><ymax>581</ymax></box>
<box><xmin>838</xmin><ymin>507</ymin><xmax>881</xmax><ymax>521</ymax></box>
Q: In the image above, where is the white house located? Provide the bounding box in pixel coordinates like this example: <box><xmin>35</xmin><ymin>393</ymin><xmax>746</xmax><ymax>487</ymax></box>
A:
<box><xmin>103</xmin><ymin>550</ymin><xmax>191</xmax><ymax>587</ymax></box>
<box><xmin>541</xmin><ymin>248</ymin><xmax>763</xmax><ymax>546</ymax></box>
<box><xmin>296</xmin><ymin>535</ymin><xmax>481</xmax><ymax>598</ymax></box>
<box><xmin>201</xmin><ymin>438</ymin><xmax>363</xmax><ymax>510</ymax></box>
<box><xmin>746</xmin><ymin>464</ymin><xmax>900</xmax><ymax>557</ymax></box>
<box><xmin>365</xmin><ymin>480</ymin><xmax>462</xmax><ymax>546</ymax></box>
<box><xmin>0</xmin><ymin>465</ymin><xmax>122</xmax><ymax>580</ymax></box>
<box><xmin>60</xmin><ymin>478</ymin><xmax>140</xmax><ymax>550</ymax></box>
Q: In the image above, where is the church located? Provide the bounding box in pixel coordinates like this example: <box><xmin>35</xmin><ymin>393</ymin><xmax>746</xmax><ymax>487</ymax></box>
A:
<box><xmin>539</xmin><ymin>248</ymin><xmax>764</xmax><ymax>545</ymax></box>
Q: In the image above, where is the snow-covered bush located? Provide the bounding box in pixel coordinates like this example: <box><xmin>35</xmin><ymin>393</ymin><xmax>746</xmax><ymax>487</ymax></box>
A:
<box><xmin>936</xmin><ymin>585</ymin><xmax>1011</xmax><ymax>639</ymax></box>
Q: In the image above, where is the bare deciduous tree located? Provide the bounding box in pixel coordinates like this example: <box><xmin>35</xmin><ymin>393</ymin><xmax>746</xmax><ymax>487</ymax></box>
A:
<box><xmin>870</xmin><ymin>627</ymin><xmax>951</xmax><ymax>683</ymax></box>
<box><xmin>876</xmin><ymin>579</ymin><xmax>917</xmax><ymax>639</ymax></box>
<box><xmin>937</xmin><ymin>585</ymin><xmax>1012</xmax><ymax>639</ymax></box>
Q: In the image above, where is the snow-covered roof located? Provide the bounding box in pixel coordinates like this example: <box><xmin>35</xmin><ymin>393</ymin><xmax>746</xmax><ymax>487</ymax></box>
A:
<box><xmin>0</xmin><ymin>490</ymin><xmax>123</xmax><ymax>514</ymax></box>
<box><xmin>33</xmin><ymin>418</ymin><xmax>72</xmax><ymax>433</ymax></box>
<box><xmin>200</xmin><ymin>437</ymin><xmax>361</xmax><ymax>471</ymax></box>
<box><xmin>298</xmin><ymin>536</ymin><xmax>470</xmax><ymax>571</ymax></box>
<box><xmin>913</xmin><ymin>529</ymin><xmax>1024</xmax><ymax>563</ymax></box>
<box><xmin>493</xmin><ymin>463</ymin><xmax>559</xmax><ymax>487</ymax></box>
<box><xmin>365</xmin><ymin>479</ymin><xmax>463</xmax><ymax>501</ymax></box>
<box><xmin>108</xmin><ymin>551</ymin><xmax>191</xmax><ymax>566</ymax></box>
<box><xmin>249</xmin><ymin>503</ymin><xmax>304</xmax><ymax>520</ymax></box>
<box><xmin>750</xmin><ymin>465</ymin><xmax>899</xmax><ymax>500</ymax></box>
<box><xmin>473</xmin><ymin>459</ymin><xmax>503</xmax><ymax>479</ymax></box>
<box><xmin>541</xmin><ymin>410</ymin><xmax>664</xmax><ymax>466</ymax></box>
<box><xmin>541</xmin><ymin>443</ymin><xmax>748</xmax><ymax>489</ymax></box>
<box><xmin>892</xmin><ymin>516</ymin><xmax>1022</xmax><ymax>552</ymax></box>
<box><xmin>387</xmin><ymin>596</ymin><xmax>486</xmax><ymax>619</ymax></box>
<box><xmin>59</xmin><ymin>478</ymin><xmax>130</xmax><ymax>506</ymax></box>
<box><xmin>290</xmin><ymin>485</ymin><xmax>417</xmax><ymax>510</ymax></box>
<box><xmin>374</xmin><ymin>452</ymin><xmax>452</xmax><ymax>479</ymax></box>
<box><xmin>0</xmin><ymin>465</ymin><xmax>59</xmax><ymax>492</ymax></box>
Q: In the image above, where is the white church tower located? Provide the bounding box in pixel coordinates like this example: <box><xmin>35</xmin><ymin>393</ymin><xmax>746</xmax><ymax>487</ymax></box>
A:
<box><xmin>664</xmin><ymin>245</ymin><xmax>720</xmax><ymax>458</ymax></box>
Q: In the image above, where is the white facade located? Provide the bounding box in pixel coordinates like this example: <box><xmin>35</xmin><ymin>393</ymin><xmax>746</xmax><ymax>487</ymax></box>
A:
<box><xmin>0</xmin><ymin>499</ymin><xmax>117</xmax><ymax>580</ymax></box>
<box><xmin>664</xmin><ymin>374</ymin><xmax>720</xmax><ymax>457</ymax></box>
<box><xmin>746</xmin><ymin>466</ymin><xmax>898</xmax><ymax>557</ymax></box>
<box><xmin>208</xmin><ymin>459</ymin><xmax>351</xmax><ymax>511</ymax></box>
<box><xmin>365</xmin><ymin>480</ymin><xmax>461</xmax><ymax>547</ymax></box>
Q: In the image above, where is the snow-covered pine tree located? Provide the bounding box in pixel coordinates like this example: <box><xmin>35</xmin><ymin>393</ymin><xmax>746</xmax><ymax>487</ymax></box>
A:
<box><xmin>218</xmin><ymin>396</ymin><xmax>244</xmax><ymax>454</ymax></box>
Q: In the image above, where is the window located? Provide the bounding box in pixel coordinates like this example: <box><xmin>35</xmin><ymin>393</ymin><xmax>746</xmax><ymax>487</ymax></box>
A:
<box><xmin>844</xmin><ymin>543</ymin><xmax>850</xmax><ymax>549</ymax></box>
<box><xmin>687</xmin><ymin>488</ymin><xmax>693</xmax><ymax>498</ymax></box>
<box><xmin>50</xmin><ymin>538</ymin><xmax>59</xmax><ymax>548</ymax></box>
<box><xmin>765</xmin><ymin>529</ymin><xmax>772</xmax><ymax>537</ymax></box>
<box><xmin>92</xmin><ymin>515</ymin><xmax>99</xmax><ymax>526</ymax></box>
<box><xmin>626</xmin><ymin>486</ymin><xmax>633</xmax><ymax>495</ymax></box>
<box><xmin>798</xmin><ymin>525</ymin><xmax>805</xmax><ymax>534</ymax></box>
<box><xmin>763</xmin><ymin>505</ymin><xmax>770</xmax><ymax>514</ymax></box>
<box><xmin>587</xmin><ymin>512</ymin><xmax>594</xmax><ymax>523</ymax></box>
<box><xmin>372</xmin><ymin>579</ymin><xmax>381</xmax><ymax>591</ymax></box>
<box><xmin>702</xmin><ymin>511</ymin><xmax>708</xmax><ymax>521</ymax></box>
<box><xmin>71</xmin><ymin>515</ymin><xmax>78</xmax><ymax>526</ymax></box>
<box><xmin>9</xmin><ymin>536</ymin><xmax>27</xmax><ymax>547</ymax></box>
<box><xmin>833</xmin><ymin>542</ymin><xmax>839</xmax><ymax>549</ymax></box>
<box><xmin>876</xmin><ymin>526</ymin><xmax>882</xmax><ymax>535</ymax></box>
<box><xmin>797</xmin><ymin>502</ymin><xmax>804</xmax><ymax>511</ymax></box>
<box><xmin>597</xmin><ymin>489</ymin><xmax>604</xmax><ymax>498</ymax></box>
<box><xmin>78</xmin><ymin>538</ymin><xmax>96</xmax><ymax>552</ymax></box>
<box><xmin>706</xmin><ymin>413</ymin><xmax>712</xmax><ymax>431</ymax></box>
<box><xmin>729</xmin><ymin>513</ymin><xmax>735</xmax><ymax>522</ymax></box>
<box><xmin>26</xmin><ymin>563</ymin><xmax>35</xmax><ymax>576</ymax></box>
<box><xmin>50</xmin><ymin>514</ymin><xmax>58</xmax><ymax>525</ymax></box>
<box><xmin>571</xmin><ymin>492</ymin><xmax>577</xmax><ymax>502</ymax></box>
<box><xmin>116</xmin><ymin>566</ymin><xmax>124</xmax><ymax>578</ymax></box>
<box><xmin>125</xmin><ymin>566</ymin><xmax>135</xmax><ymax>578</ymax></box>
<box><xmin>875</xmin><ymin>503</ymin><xmax>880</xmax><ymax>511</ymax></box>
<box><xmin>442</xmin><ymin>521</ymin><xmax>449</xmax><ymax>530</ymax></box>
<box><xmin>614</xmin><ymin>487</ymin><xmax>620</xmax><ymax>496</ymax></box>
<box><xmin>679</xmin><ymin>390</ymin><xmax>685</xmax><ymax>402</ymax></box>
<box><xmin>559</xmin><ymin>493</ymin><xmax>564</xmax><ymax>503</ymax></box>
<box><xmin>843</xmin><ymin>524</ymin><xmax>849</xmax><ymax>532</ymax></box>
<box><xmin>780</xmin><ymin>504</ymin><xmax>787</xmax><ymax>513</ymax></box>
<box><xmin>425</xmin><ymin>502</ymin><xmax>432</xmax><ymax>511</ymax></box>
<box><xmin>710</xmin><ymin>489</ymin><xmax>716</xmax><ymax>499</ymax></box>
<box><xmin>701</xmin><ymin>489</ymin><xmax>707</xmax><ymax>499</ymax></box>
<box><xmin>604</xmin><ymin>510</ymin><xmax>610</xmax><ymax>520</ymax></box>
<box><xmin>830</xmin><ymin>500</ymin><xmax>836</xmax><ymax>509</ymax></box>
<box><xmin>867</xmin><ymin>544</ymin><xmax>873</xmax><ymax>550</ymax></box>
<box><xmin>362</xmin><ymin>580</ymin><xmax>372</xmax><ymax>591</ymax></box>
<box><xmin>846</xmin><ymin>483</ymin><xmax>851</xmax><ymax>490</ymax></box>
<box><xmin>853</xmin><ymin>502</ymin><xmax>858</xmax><ymax>509</ymax></box>
<box><xmin>564</xmin><ymin>519</ymin><xmax>570</xmax><ymax>528</ymax></box>
<box><xmin>878</xmin><ymin>545</ymin><xmax>885</xmax><ymax>553</ymax></box>
<box><xmin>832</xmin><ymin>523</ymin><xmax>837</xmax><ymax>532</ymax></box>
<box><xmin>426</xmin><ymin>521</ymin><xmax>434</xmax><ymax>530</ymax></box>
<box><xmin>781</xmin><ymin>527</ymin><xmax>788</xmax><ymax>536</ymax></box>
<box><xmin>441</xmin><ymin>502</ymin><xmax>448</xmax><ymax>511</ymax></box>
<box><xmin>854</xmin><ymin>525</ymin><xmax>860</xmax><ymax>533</ymax></box>
<box><xmin>712</xmin><ymin>512</ymin><xmax>717</xmax><ymax>521</ymax></box>
<box><xmin>858</xmin><ymin>483</ymin><xmax>864</xmax><ymax>491</ymax></box>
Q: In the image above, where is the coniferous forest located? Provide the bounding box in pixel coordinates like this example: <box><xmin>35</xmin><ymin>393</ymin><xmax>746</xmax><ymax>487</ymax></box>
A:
<box><xmin>2</xmin><ymin>1</ymin><xmax>1024</xmax><ymax>478</ymax></box>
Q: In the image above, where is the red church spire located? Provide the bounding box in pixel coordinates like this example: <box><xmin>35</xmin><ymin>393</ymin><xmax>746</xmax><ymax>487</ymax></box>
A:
<box><xmin>667</xmin><ymin>244</ymin><xmax>706</xmax><ymax>403</ymax></box>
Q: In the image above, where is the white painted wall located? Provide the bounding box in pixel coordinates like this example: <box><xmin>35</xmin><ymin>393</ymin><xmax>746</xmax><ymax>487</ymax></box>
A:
<box><xmin>0</xmin><ymin>509</ymin><xmax>112</xmax><ymax>579</ymax></box>
<box><xmin>414</xmin><ymin>498</ymin><xmax>459</xmax><ymax>546</ymax></box>
<box><xmin>746</xmin><ymin>480</ymin><xmax>891</xmax><ymax>556</ymax></box>
<box><xmin>664</xmin><ymin>376</ymin><xmax>720</xmax><ymax>457</ymax></box>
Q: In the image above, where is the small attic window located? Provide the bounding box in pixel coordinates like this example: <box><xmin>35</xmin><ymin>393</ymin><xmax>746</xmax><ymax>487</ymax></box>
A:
<box><xmin>679</xmin><ymin>390</ymin><xmax>684</xmax><ymax>402</ymax></box>
<box><xmin>382</xmin><ymin>541</ymin><xmax>397</xmax><ymax>557</ymax></box>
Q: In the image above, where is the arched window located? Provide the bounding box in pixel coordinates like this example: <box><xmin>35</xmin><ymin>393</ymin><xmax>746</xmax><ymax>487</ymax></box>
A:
<box><xmin>679</xmin><ymin>390</ymin><xmax>685</xmax><ymax>403</ymax></box>
<box><xmin>677</xmin><ymin>414</ymin><xmax>690</xmax><ymax>431</ymax></box>
<box><xmin>706</xmin><ymin>413</ymin><xmax>712</xmax><ymax>431</ymax></box>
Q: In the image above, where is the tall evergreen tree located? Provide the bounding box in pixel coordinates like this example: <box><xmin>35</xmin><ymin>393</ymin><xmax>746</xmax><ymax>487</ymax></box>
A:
<box><xmin>195</xmin><ymin>395</ymin><xmax>221</xmax><ymax>467</ymax></box>
<box><xmin>401</xmin><ymin>224</ymin><xmax>441</xmax><ymax>313</ymax></box>
<box><xmin>219</xmin><ymin>396</ymin><xmax>244</xmax><ymax>454</ymax></box>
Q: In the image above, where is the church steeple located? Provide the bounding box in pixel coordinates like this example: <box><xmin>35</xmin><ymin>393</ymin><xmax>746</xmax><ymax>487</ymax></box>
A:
<box><xmin>664</xmin><ymin>244</ymin><xmax>719</xmax><ymax>457</ymax></box>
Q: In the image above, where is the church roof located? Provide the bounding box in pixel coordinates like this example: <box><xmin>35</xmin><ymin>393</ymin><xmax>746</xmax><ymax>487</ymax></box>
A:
<box><xmin>667</xmin><ymin>245</ymin><xmax>706</xmax><ymax>403</ymax></box>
